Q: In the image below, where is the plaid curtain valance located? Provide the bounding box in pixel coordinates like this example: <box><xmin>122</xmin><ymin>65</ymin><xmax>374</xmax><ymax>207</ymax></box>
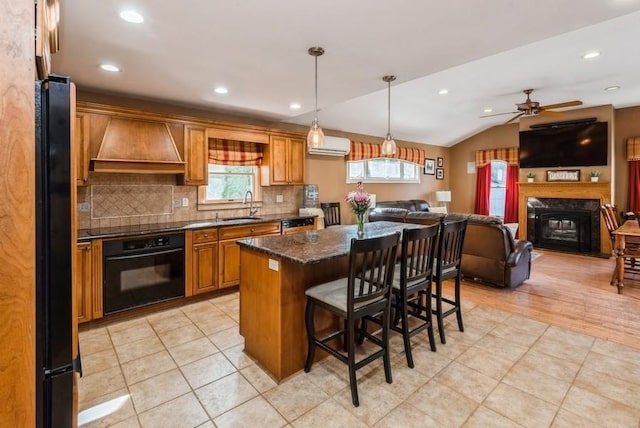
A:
<box><xmin>627</xmin><ymin>137</ymin><xmax>640</xmax><ymax>161</ymax></box>
<box><xmin>208</xmin><ymin>139</ymin><xmax>264</xmax><ymax>166</ymax></box>
<box><xmin>347</xmin><ymin>141</ymin><xmax>425</xmax><ymax>165</ymax></box>
<box><xmin>475</xmin><ymin>147</ymin><xmax>519</xmax><ymax>167</ymax></box>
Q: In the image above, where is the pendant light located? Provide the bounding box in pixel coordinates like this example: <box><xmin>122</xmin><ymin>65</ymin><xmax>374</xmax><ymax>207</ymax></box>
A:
<box><xmin>307</xmin><ymin>47</ymin><xmax>325</xmax><ymax>149</ymax></box>
<box><xmin>381</xmin><ymin>75</ymin><xmax>397</xmax><ymax>156</ymax></box>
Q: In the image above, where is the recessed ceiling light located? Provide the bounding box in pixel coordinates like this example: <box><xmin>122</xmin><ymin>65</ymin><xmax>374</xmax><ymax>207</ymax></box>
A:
<box><xmin>605</xmin><ymin>85</ymin><xmax>620</xmax><ymax>91</ymax></box>
<box><xmin>120</xmin><ymin>10</ymin><xmax>144</xmax><ymax>23</ymax></box>
<box><xmin>483</xmin><ymin>108</ymin><xmax>493</xmax><ymax>113</ymax></box>
<box><xmin>438</xmin><ymin>89</ymin><xmax>449</xmax><ymax>95</ymax></box>
<box><xmin>289</xmin><ymin>103</ymin><xmax>301</xmax><ymax>110</ymax></box>
<box><xmin>100</xmin><ymin>64</ymin><xmax>120</xmax><ymax>72</ymax></box>
<box><xmin>582</xmin><ymin>51</ymin><xmax>601</xmax><ymax>60</ymax></box>
<box><xmin>214</xmin><ymin>87</ymin><xmax>228</xmax><ymax>94</ymax></box>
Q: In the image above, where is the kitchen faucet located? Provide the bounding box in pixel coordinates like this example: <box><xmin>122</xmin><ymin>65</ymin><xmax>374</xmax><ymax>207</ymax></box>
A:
<box><xmin>243</xmin><ymin>190</ymin><xmax>258</xmax><ymax>217</ymax></box>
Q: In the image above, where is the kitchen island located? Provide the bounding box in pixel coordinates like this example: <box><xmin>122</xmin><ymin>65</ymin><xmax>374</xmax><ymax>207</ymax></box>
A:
<box><xmin>237</xmin><ymin>221</ymin><xmax>410</xmax><ymax>381</ymax></box>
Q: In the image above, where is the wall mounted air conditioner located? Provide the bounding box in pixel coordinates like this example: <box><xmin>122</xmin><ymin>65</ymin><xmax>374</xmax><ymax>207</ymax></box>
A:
<box><xmin>307</xmin><ymin>136</ymin><xmax>351</xmax><ymax>157</ymax></box>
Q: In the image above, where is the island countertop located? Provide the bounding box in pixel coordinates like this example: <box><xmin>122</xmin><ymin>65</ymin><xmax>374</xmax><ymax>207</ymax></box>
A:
<box><xmin>237</xmin><ymin>221</ymin><xmax>411</xmax><ymax>264</ymax></box>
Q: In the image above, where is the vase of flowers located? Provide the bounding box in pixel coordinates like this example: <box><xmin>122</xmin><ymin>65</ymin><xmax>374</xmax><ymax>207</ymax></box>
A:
<box><xmin>345</xmin><ymin>182</ymin><xmax>372</xmax><ymax>237</ymax></box>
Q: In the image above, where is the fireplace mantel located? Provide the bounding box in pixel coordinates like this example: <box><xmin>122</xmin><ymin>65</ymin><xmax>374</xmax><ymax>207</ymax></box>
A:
<box><xmin>518</xmin><ymin>182</ymin><xmax>611</xmax><ymax>254</ymax></box>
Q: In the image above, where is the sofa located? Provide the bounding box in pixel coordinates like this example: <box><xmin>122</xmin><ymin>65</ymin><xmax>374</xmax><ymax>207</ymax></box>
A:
<box><xmin>369</xmin><ymin>200</ymin><xmax>533</xmax><ymax>288</ymax></box>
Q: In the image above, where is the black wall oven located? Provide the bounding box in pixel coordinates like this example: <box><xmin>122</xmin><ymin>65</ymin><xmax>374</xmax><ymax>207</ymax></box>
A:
<box><xmin>103</xmin><ymin>232</ymin><xmax>185</xmax><ymax>315</ymax></box>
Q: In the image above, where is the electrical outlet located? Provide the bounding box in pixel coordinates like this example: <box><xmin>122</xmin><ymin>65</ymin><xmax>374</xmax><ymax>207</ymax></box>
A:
<box><xmin>173</xmin><ymin>199</ymin><xmax>181</xmax><ymax>208</ymax></box>
<box><xmin>276</xmin><ymin>195</ymin><xmax>283</xmax><ymax>203</ymax></box>
<box><xmin>182</xmin><ymin>197</ymin><xmax>189</xmax><ymax>207</ymax></box>
<box><xmin>78</xmin><ymin>202</ymin><xmax>90</xmax><ymax>212</ymax></box>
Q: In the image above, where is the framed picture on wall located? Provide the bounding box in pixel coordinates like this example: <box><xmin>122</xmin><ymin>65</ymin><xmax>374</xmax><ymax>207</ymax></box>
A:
<box><xmin>437</xmin><ymin>157</ymin><xmax>444</xmax><ymax>168</ymax></box>
<box><xmin>424</xmin><ymin>158</ymin><xmax>435</xmax><ymax>175</ymax></box>
<box><xmin>436</xmin><ymin>168</ymin><xmax>444</xmax><ymax>180</ymax></box>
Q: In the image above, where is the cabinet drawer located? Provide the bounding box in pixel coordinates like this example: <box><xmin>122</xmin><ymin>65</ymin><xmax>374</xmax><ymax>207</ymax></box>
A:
<box><xmin>219</xmin><ymin>222</ymin><xmax>281</xmax><ymax>240</ymax></box>
<box><xmin>193</xmin><ymin>228</ymin><xmax>219</xmax><ymax>243</ymax></box>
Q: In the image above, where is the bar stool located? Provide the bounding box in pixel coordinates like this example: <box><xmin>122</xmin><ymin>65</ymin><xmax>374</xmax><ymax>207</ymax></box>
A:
<box><xmin>432</xmin><ymin>219</ymin><xmax>467</xmax><ymax>344</ymax></box>
<box><xmin>304</xmin><ymin>232</ymin><xmax>400</xmax><ymax>407</ymax></box>
<box><xmin>359</xmin><ymin>224</ymin><xmax>440</xmax><ymax>368</ymax></box>
<box><xmin>320</xmin><ymin>202</ymin><xmax>341</xmax><ymax>227</ymax></box>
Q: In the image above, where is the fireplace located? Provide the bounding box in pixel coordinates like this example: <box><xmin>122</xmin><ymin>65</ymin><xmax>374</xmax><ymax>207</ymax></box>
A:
<box><xmin>533</xmin><ymin>208</ymin><xmax>592</xmax><ymax>253</ymax></box>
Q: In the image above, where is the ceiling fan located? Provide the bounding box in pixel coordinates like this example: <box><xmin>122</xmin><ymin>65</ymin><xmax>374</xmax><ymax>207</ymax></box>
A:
<box><xmin>481</xmin><ymin>89</ymin><xmax>583</xmax><ymax>124</ymax></box>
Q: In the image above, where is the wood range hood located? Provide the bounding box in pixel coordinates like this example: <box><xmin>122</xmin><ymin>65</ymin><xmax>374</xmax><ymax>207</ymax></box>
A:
<box><xmin>91</xmin><ymin>117</ymin><xmax>186</xmax><ymax>174</ymax></box>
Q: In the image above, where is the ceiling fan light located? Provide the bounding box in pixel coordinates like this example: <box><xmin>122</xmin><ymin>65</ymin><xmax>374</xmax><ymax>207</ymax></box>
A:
<box><xmin>307</xmin><ymin>119</ymin><xmax>324</xmax><ymax>149</ymax></box>
<box><xmin>381</xmin><ymin>134</ymin><xmax>396</xmax><ymax>156</ymax></box>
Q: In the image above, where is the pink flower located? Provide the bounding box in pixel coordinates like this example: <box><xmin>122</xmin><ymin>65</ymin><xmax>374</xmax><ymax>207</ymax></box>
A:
<box><xmin>344</xmin><ymin>185</ymin><xmax>371</xmax><ymax>215</ymax></box>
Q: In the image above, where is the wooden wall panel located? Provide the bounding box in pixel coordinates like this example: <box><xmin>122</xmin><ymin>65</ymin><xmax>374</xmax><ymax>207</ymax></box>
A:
<box><xmin>0</xmin><ymin>0</ymin><xmax>36</xmax><ymax>426</ymax></box>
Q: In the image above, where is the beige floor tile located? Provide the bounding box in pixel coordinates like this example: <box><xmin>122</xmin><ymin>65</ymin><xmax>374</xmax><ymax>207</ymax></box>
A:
<box><xmin>574</xmin><ymin>366</ymin><xmax>640</xmax><ymax>410</ymax></box>
<box><xmin>263</xmin><ymin>373</ymin><xmax>330</xmax><ymax>421</ymax></box>
<box><xmin>504</xmin><ymin>314</ymin><xmax>549</xmax><ymax>336</ymax></box>
<box><xmin>293</xmin><ymin>398</ymin><xmax>367</xmax><ymax>428</ymax></box>
<box><xmin>208</xmin><ymin>326</ymin><xmax>244</xmax><ymax>350</ymax></box>
<box><xmin>79</xmin><ymin>366</ymin><xmax>127</xmax><ymax>405</ymax></box>
<box><xmin>121</xmin><ymin>350</ymin><xmax>176</xmax><ymax>385</ymax></box>
<box><xmin>78</xmin><ymin>388</ymin><xmax>136</xmax><ymax>428</ymax></box>
<box><xmin>128</xmin><ymin>369</ymin><xmax>191</xmax><ymax>413</ymax></box>
<box><xmin>222</xmin><ymin>344</ymin><xmax>255</xmax><ymax>370</ymax></box>
<box><xmin>429</xmin><ymin>334</ymin><xmax>472</xmax><ymax>360</ymax></box>
<box><xmin>474</xmin><ymin>333</ymin><xmax>530</xmax><ymax>362</ymax></box>
<box><xmin>333</xmin><ymin>377</ymin><xmax>403</xmax><ymax>426</ymax></box>
<box><xmin>81</xmin><ymin>347</ymin><xmax>119</xmax><ymax>376</ymax></box>
<box><xmin>489</xmin><ymin>323</ymin><xmax>543</xmax><ymax>348</ymax></box>
<box><xmin>410</xmin><ymin>344</ymin><xmax>452</xmax><ymax>379</ymax></box>
<box><xmin>196</xmin><ymin>422</ymin><xmax>214</xmax><ymax>428</ymax></box>
<box><xmin>181</xmin><ymin>352</ymin><xmax>237</xmax><ymax>389</ymax></box>
<box><xmin>516</xmin><ymin>350</ymin><xmax>581</xmax><ymax>383</ymax></box>
<box><xmin>502</xmin><ymin>362</ymin><xmax>571</xmax><ymax>405</ymax></box>
<box><xmin>157</xmin><ymin>323</ymin><xmax>204</xmax><ymax>348</ymax></box>
<box><xmin>484</xmin><ymin>383</ymin><xmax>558</xmax><ymax>428</ymax></box>
<box><xmin>190</xmin><ymin>313</ymin><xmax>237</xmax><ymax>336</ymax></box>
<box><xmin>582</xmin><ymin>351</ymin><xmax>640</xmax><ymax>387</ymax></box>
<box><xmin>167</xmin><ymin>337</ymin><xmax>219</xmax><ymax>367</ymax></box>
<box><xmin>214</xmin><ymin>396</ymin><xmax>286</xmax><ymax>428</ymax></box>
<box><xmin>147</xmin><ymin>311</ymin><xmax>194</xmax><ymax>334</ymax></box>
<box><xmin>110</xmin><ymin>416</ymin><xmax>141</xmax><ymax>428</ymax></box>
<box><xmin>463</xmin><ymin>406</ymin><xmax>523</xmax><ymax>428</ymax></box>
<box><xmin>592</xmin><ymin>338</ymin><xmax>640</xmax><ymax>365</ymax></box>
<box><xmin>109</xmin><ymin>322</ymin><xmax>157</xmax><ymax>347</ymax></box>
<box><xmin>530</xmin><ymin>336</ymin><xmax>590</xmax><ymax>365</ymax></box>
<box><xmin>213</xmin><ymin>298</ymin><xmax>239</xmax><ymax>316</ymax></box>
<box><xmin>181</xmin><ymin>301</ymin><xmax>224</xmax><ymax>322</ymax></box>
<box><xmin>107</xmin><ymin>317</ymin><xmax>149</xmax><ymax>334</ymax></box>
<box><xmin>370</xmin><ymin>353</ymin><xmax>430</xmax><ymax>400</ymax></box>
<box><xmin>561</xmin><ymin>386</ymin><xmax>640</xmax><ymax>427</ymax></box>
<box><xmin>434</xmin><ymin>361</ymin><xmax>499</xmax><ymax>403</ymax></box>
<box><xmin>240</xmin><ymin>365</ymin><xmax>278</xmax><ymax>394</ymax></box>
<box><xmin>302</xmin><ymin>359</ymin><xmax>349</xmax><ymax>396</ymax></box>
<box><xmin>115</xmin><ymin>335</ymin><xmax>165</xmax><ymax>364</ymax></box>
<box><xmin>79</xmin><ymin>327</ymin><xmax>113</xmax><ymax>355</ymax></box>
<box><xmin>406</xmin><ymin>380</ymin><xmax>478</xmax><ymax>427</ymax></box>
<box><xmin>373</xmin><ymin>402</ymin><xmax>443</xmax><ymax>428</ymax></box>
<box><xmin>456</xmin><ymin>345</ymin><xmax>514</xmax><ymax>380</ymax></box>
<box><xmin>542</xmin><ymin>325</ymin><xmax>595</xmax><ymax>349</ymax></box>
<box><xmin>551</xmin><ymin>409</ymin><xmax>606</xmax><ymax>428</ymax></box>
<box><xmin>195</xmin><ymin>372</ymin><xmax>259</xmax><ymax>419</ymax></box>
<box><xmin>138</xmin><ymin>392</ymin><xmax>209</xmax><ymax>428</ymax></box>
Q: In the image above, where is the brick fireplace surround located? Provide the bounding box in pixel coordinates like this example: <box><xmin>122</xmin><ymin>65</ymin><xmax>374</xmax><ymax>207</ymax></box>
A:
<box><xmin>518</xmin><ymin>182</ymin><xmax>612</xmax><ymax>256</ymax></box>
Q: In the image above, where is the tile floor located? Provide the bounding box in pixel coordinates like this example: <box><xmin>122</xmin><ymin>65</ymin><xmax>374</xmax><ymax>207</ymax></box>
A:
<box><xmin>78</xmin><ymin>291</ymin><xmax>640</xmax><ymax>427</ymax></box>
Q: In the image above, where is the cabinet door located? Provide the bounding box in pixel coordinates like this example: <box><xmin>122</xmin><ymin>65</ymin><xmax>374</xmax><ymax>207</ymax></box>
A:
<box><xmin>270</xmin><ymin>136</ymin><xmax>289</xmax><ymax>185</ymax></box>
<box><xmin>75</xmin><ymin>243</ymin><xmax>92</xmax><ymax>324</ymax></box>
<box><xmin>287</xmin><ymin>137</ymin><xmax>305</xmax><ymax>184</ymax></box>
<box><xmin>192</xmin><ymin>241</ymin><xmax>218</xmax><ymax>294</ymax></box>
<box><xmin>219</xmin><ymin>239</ymin><xmax>241</xmax><ymax>288</ymax></box>
<box><xmin>75</xmin><ymin>114</ymin><xmax>90</xmax><ymax>186</ymax></box>
<box><xmin>183</xmin><ymin>125</ymin><xmax>208</xmax><ymax>185</ymax></box>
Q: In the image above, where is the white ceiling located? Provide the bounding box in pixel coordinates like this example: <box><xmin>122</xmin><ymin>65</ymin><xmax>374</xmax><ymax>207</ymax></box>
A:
<box><xmin>53</xmin><ymin>1</ymin><xmax>640</xmax><ymax>147</ymax></box>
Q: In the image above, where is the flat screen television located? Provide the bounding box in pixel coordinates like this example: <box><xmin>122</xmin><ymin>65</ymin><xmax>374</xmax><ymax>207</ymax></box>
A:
<box><xmin>519</xmin><ymin>121</ymin><xmax>608</xmax><ymax>168</ymax></box>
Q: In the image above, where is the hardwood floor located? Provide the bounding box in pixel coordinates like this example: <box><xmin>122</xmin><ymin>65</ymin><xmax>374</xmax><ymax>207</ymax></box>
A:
<box><xmin>451</xmin><ymin>250</ymin><xmax>640</xmax><ymax>351</ymax></box>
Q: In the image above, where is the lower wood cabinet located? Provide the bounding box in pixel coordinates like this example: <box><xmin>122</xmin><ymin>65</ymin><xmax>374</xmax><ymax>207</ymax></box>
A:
<box><xmin>75</xmin><ymin>242</ymin><xmax>93</xmax><ymax>324</ymax></box>
<box><xmin>190</xmin><ymin>228</ymin><xmax>219</xmax><ymax>295</ymax></box>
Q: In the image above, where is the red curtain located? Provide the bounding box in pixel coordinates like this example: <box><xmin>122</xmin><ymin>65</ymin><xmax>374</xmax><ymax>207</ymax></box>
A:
<box><xmin>474</xmin><ymin>164</ymin><xmax>491</xmax><ymax>215</ymax></box>
<box><xmin>629</xmin><ymin>160</ymin><xmax>640</xmax><ymax>212</ymax></box>
<box><xmin>504</xmin><ymin>164</ymin><xmax>519</xmax><ymax>224</ymax></box>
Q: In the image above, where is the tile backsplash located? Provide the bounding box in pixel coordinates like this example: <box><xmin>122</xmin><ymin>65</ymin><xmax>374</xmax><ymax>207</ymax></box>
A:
<box><xmin>77</xmin><ymin>173</ymin><xmax>303</xmax><ymax>229</ymax></box>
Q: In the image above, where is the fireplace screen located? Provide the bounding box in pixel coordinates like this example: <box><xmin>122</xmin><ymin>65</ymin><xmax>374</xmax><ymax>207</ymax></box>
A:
<box><xmin>534</xmin><ymin>208</ymin><xmax>592</xmax><ymax>253</ymax></box>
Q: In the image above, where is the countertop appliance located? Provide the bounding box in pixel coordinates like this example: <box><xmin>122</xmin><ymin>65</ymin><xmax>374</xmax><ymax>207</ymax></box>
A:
<box><xmin>281</xmin><ymin>217</ymin><xmax>315</xmax><ymax>230</ymax></box>
<box><xmin>102</xmin><ymin>232</ymin><xmax>185</xmax><ymax>315</ymax></box>
<box><xmin>35</xmin><ymin>75</ymin><xmax>77</xmax><ymax>428</ymax></box>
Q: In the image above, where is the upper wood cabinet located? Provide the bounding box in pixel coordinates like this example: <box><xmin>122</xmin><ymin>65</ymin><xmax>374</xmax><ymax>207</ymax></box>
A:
<box><xmin>180</xmin><ymin>125</ymin><xmax>208</xmax><ymax>185</ymax></box>
<box><xmin>261</xmin><ymin>134</ymin><xmax>305</xmax><ymax>185</ymax></box>
<box><xmin>75</xmin><ymin>113</ymin><xmax>90</xmax><ymax>186</ymax></box>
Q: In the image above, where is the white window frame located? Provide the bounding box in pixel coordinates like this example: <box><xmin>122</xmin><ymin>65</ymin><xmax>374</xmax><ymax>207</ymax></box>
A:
<box><xmin>489</xmin><ymin>160</ymin><xmax>507</xmax><ymax>218</ymax></box>
<box><xmin>198</xmin><ymin>164</ymin><xmax>262</xmax><ymax>210</ymax></box>
<box><xmin>346</xmin><ymin>158</ymin><xmax>421</xmax><ymax>184</ymax></box>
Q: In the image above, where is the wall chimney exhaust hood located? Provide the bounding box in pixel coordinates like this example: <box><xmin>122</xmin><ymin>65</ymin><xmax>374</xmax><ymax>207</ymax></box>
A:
<box><xmin>91</xmin><ymin>117</ymin><xmax>186</xmax><ymax>174</ymax></box>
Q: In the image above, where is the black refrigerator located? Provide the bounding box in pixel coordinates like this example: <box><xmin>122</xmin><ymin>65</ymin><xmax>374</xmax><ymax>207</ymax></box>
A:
<box><xmin>35</xmin><ymin>75</ymin><xmax>76</xmax><ymax>428</ymax></box>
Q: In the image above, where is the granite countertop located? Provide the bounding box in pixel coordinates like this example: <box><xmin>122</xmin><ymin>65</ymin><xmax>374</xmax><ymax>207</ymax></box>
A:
<box><xmin>78</xmin><ymin>213</ymin><xmax>316</xmax><ymax>241</ymax></box>
<box><xmin>237</xmin><ymin>221</ymin><xmax>417</xmax><ymax>264</ymax></box>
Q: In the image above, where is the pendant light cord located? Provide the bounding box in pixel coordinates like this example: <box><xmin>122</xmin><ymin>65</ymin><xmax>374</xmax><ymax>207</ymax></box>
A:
<box><xmin>314</xmin><ymin>54</ymin><xmax>318</xmax><ymax>121</ymax></box>
<box><xmin>387</xmin><ymin>79</ymin><xmax>391</xmax><ymax>135</ymax></box>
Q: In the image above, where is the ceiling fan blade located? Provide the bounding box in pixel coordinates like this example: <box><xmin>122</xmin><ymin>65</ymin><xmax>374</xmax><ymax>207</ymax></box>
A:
<box><xmin>540</xmin><ymin>100</ymin><xmax>583</xmax><ymax>110</ymax></box>
<box><xmin>538</xmin><ymin>110</ymin><xmax>564</xmax><ymax>117</ymax></box>
<box><xmin>504</xmin><ymin>112</ymin><xmax>525</xmax><ymax>124</ymax></box>
<box><xmin>480</xmin><ymin>111</ymin><xmax>519</xmax><ymax>118</ymax></box>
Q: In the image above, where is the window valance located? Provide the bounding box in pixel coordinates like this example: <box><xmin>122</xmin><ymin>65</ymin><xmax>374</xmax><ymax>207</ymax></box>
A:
<box><xmin>348</xmin><ymin>141</ymin><xmax>425</xmax><ymax>165</ymax></box>
<box><xmin>626</xmin><ymin>137</ymin><xmax>640</xmax><ymax>161</ymax></box>
<box><xmin>208</xmin><ymin>139</ymin><xmax>264</xmax><ymax>166</ymax></box>
<box><xmin>475</xmin><ymin>147</ymin><xmax>519</xmax><ymax>167</ymax></box>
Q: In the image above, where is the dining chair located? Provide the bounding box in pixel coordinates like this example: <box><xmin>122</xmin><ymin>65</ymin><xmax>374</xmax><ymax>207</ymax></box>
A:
<box><xmin>303</xmin><ymin>232</ymin><xmax>400</xmax><ymax>407</ymax></box>
<box><xmin>432</xmin><ymin>219</ymin><xmax>468</xmax><ymax>344</ymax></box>
<box><xmin>600</xmin><ymin>204</ymin><xmax>640</xmax><ymax>284</ymax></box>
<box><xmin>358</xmin><ymin>224</ymin><xmax>440</xmax><ymax>368</ymax></box>
<box><xmin>320</xmin><ymin>202</ymin><xmax>341</xmax><ymax>227</ymax></box>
